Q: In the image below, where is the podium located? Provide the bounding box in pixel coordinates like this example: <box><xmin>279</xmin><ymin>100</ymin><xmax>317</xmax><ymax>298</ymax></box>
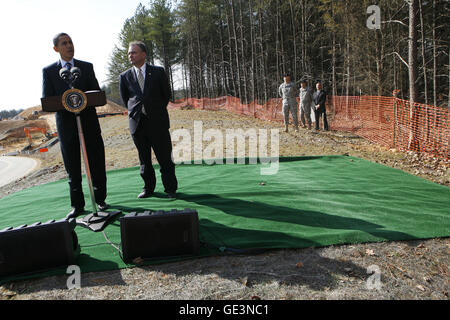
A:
<box><xmin>41</xmin><ymin>90</ymin><xmax>121</xmax><ymax>232</ymax></box>
<box><xmin>41</xmin><ymin>90</ymin><xmax>107</xmax><ymax>112</ymax></box>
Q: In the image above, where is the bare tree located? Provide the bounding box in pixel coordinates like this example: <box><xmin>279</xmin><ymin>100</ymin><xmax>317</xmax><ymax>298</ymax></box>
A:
<box><xmin>257</xmin><ymin>0</ymin><xmax>268</xmax><ymax>102</ymax></box>
<box><xmin>418</xmin><ymin>0</ymin><xmax>428</xmax><ymax>104</ymax></box>
<box><xmin>289</xmin><ymin>0</ymin><xmax>297</xmax><ymax>82</ymax></box>
<box><xmin>408</xmin><ymin>0</ymin><xmax>419</xmax><ymax>150</ymax></box>
<box><xmin>230</xmin><ymin>0</ymin><xmax>243</xmax><ymax>100</ymax></box>
<box><xmin>238</xmin><ymin>0</ymin><xmax>249</xmax><ymax>103</ymax></box>
<box><xmin>248</xmin><ymin>0</ymin><xmax>256</xmax><ymax>104</ymax></box>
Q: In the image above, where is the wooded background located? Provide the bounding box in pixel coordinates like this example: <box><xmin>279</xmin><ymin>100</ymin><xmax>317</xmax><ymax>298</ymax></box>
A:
<box><xmin>105</xmin><ymin>0</ymin><xmax>449</xmax><ymax>109</ymax></box>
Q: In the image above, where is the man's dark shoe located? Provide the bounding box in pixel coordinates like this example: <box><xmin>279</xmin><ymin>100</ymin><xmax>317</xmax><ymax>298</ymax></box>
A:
<box><xmin>66</xmin><ymin>207</ymin><xmax>84</xmax><ymax>220</ymax></box>
<box><xmin>138</xmin><ymin>190</ymin><xmax>153</xmax><ymax>199</ymax></box>
<box><xmin>97</xmin><ymin>202</ymin><xmax>109</xmax><ymax>211</ymax></box>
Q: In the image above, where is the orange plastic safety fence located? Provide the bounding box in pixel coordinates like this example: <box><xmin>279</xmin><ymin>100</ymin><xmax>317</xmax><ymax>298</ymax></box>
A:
<box><xmin>168</xmin><ymin>95</ymin><xmax>449</xmax><ymax>159</ymax></box>
<box><xmin>331</xmin><ymin>96</ymin><xmax>449</xmax><ymax>159</ymax></box>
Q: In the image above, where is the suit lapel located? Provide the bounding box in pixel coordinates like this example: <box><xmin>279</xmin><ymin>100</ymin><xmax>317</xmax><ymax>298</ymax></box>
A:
<box><xmin>143</xmin><ymin>63</ymin><xmax>152</xmax><ymax>96</ymax></box>
<box><xmin>72</xmin><ymin>59</ymin><xmax>81</xmax><ymax>86</ymax></box>
<box><xmin>53</xmin><ymin>60</ymin><xmax>70</xmax><ymax>92</ymax></box>
<box><xmin>128</xmin><ymin>63</ymin><xmax>152</xmax><ymax>96</ymax></box>
<box><xmin>54</xmin><ymin>60</ymin><xmax>62</xmax><ymax>79</ymax></box>
<box><xmin>129</xmin><ymin>68</ymin><xmax>143</xmax><ymax>96</ymax></box>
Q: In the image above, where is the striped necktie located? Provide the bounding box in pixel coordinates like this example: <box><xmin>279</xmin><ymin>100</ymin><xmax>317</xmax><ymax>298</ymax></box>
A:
<box><xmin>137</xmin><ymin>68</ymin><xmax>145</xmax><ymax>93</ymax></box>
<box><xmin>66</xmin><ymin>62</ymin><xmax>72</xmax><ymax>71</ymax></box>
<box><xmin>137</xmin><ymin>68</ymin><xmax>147</xmax><ymax>116</ymax></box>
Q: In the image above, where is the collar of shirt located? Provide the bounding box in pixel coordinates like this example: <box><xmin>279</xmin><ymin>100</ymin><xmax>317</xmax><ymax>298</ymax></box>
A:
<box><xmin>60</xmin><ymin>58</ymin><xmax>74</xmax><ymax>69</ymax></box>
<box><xmin>133</xmin><ymin>64</ymin><xmax>146</xmax><ymax>79</ymax></box>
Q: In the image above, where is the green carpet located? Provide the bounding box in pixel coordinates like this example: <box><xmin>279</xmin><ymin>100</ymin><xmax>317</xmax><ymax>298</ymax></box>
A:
<box><xmin>0</xmin><ymin>156</ymin><xmax>449</xmax><ymax>283</ymax></box>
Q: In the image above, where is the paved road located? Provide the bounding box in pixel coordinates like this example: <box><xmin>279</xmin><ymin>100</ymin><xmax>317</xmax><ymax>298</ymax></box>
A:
<box><xmin>0</xmin><ymin>156</ymin><xmax>38</xmax><ymax>188</ymax></box>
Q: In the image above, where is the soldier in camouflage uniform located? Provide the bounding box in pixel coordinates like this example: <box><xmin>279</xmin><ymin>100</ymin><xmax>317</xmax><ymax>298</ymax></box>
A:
<box><xmin>278</xmin><ymin>73</ymin><xmax>299</xmax><ymax>132</ymax></box>
<box><xmin>299</xmin><ymin>79</ymin><xmax>313</xmax><ymax>130</ymax></box>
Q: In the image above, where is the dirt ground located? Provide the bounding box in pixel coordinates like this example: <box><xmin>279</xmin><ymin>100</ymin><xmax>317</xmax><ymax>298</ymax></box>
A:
<box><xmin>0</xmin><ymin>109</ymin><xmax>449</xmax><ymax>300</ymax></box>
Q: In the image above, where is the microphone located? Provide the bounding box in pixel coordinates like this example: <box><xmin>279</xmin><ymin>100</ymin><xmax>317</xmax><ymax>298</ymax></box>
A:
<box><xmin>59</xmin><ymin>67</ymin><xmax>71</xmax><ymax>81</ymax></box>
<box><xmin>70</xmin><ymin>67</ymin><xmax>81</xmax><ymax>80</ymax></box>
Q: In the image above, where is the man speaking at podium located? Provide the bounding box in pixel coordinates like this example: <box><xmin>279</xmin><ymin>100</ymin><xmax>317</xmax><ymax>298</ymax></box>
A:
<box><xmin>42</xmin><ymin>33</ymin><xmax>108</xmax><ymax>218</ymax></box>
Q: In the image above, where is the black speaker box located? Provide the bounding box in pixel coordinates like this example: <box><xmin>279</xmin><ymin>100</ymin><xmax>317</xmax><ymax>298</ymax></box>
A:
<box><xmin>0</xmin><ymin>219</ymin><xmax>80</xmax><ymax>277</ymax></box>
<box><xmin>120</xmin><ymin>209</ymin><xmax>200</xmax><ymax>263</ymax></box>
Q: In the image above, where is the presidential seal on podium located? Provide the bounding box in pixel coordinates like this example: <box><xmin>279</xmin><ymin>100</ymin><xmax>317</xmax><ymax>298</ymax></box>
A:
<box><xmin>62</xmin><ymin>88</ymin><xmax>87</xmax><ymax>113</ymax></box>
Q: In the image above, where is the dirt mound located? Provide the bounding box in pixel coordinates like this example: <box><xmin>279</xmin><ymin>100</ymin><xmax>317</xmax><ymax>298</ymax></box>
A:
<box><xmin>0</xmin><ymin>120</ymin><xmax>50</xmax><ymax>139</ymax></box>
<box><xmin>96</xmin><ymin>100</ymin><xmax>126</xmax><ymax>115</ymax></box>
<box><xmin>18</xmin><ymin>106</ymin><xmax>51</xmax><ymax>120</ymax></box>
<box><xmin>38</xmin><ymin>114</ymin><xmax>57</xmax><ymax>132</ymax></box>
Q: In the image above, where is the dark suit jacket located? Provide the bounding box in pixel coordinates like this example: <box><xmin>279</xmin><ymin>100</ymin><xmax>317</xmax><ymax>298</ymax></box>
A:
<box><xmin>313</xmin><ymin>90</ymin><xmax>327</xmax><ymax>112</ymax></box>
<box><xmin>42</xmin><ymin>59</ymin><xmax>102</xmax><ymax>131</ymax></box>
<box><xmin>119</xmin><ymin>63</ymin><xmax>171</xmax><ymax>135</ymax></box>
<box><xmin>42</xmin><ymin>59</ymin><xmax>100</xmax><ymax>97</ymax></box>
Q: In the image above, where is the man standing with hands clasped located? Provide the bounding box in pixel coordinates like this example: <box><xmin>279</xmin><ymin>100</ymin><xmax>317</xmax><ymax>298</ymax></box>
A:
<box><xmin>119</xmin><ymin>41</ymin><xmax>178</xmax><ymax>199</ymax></box>
<box><xmin>312</xmin><ymin>81</ymin><xmax>329</xmax><ymax>131</ymax></box>
<box><xmin>42</xmin><ymin>33</ymin><xmax>109</xmax><ymax>219</ymax></box>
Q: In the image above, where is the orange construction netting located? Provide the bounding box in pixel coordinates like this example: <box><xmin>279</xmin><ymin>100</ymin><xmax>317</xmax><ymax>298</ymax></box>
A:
<box><xmin>168</xmin><ymin>95</ymin><xmax>449</xmax><ymax>159</ymax></box>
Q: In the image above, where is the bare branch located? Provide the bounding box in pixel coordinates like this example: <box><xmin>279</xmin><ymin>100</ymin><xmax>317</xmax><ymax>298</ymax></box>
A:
<box><xmin>382</xmin><ymin>20</ymin><xmax>408</xmax><ymax>27</ymax></box>
<box><xmin>387</xmin><ymin>52</ymin><xmax>410</xmax><ymax>68</ymax></box>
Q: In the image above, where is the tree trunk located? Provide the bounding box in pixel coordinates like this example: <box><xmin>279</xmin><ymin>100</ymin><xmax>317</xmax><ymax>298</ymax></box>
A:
<box><xmin>230</xmin><ymin>0</ymin><xmax>243</xmax><ymax>101</ymax></box>
<box><xmin>331</xmin><ymin>1</ymin><xmax>337</xmax><ymax>97</ymax></box>
<box><xmin>218</xmin><ymin>5</ymin><xmax>228</xmax><ymax>96</ymax></box>
<box><xmin>432</xmin><ymin>0</ymin><xmax>437</xmax><ymax>107</ymax></box>
<box><xmin>238</xmin><ymin>0</ymin><xmax>249</xmax><ymax>103</ymax></box>
<box><xmin>345</xmin><ymin>29</ymin><xmax>350</xmax><ymax>117</ymax></box>
<box><xmin>275</xmin><ymin>0</ymin><xmax>281</xmax><ymax>82</ymax></box>
<box><xmin>408</xmin><ymin>0</ymin><xmax>419</xmax><ymax>150</ymax></box>
<box><xmin>375</xmin><ymin>29</ymin><xmax>384</xmax><ymax>97</ymax></box>
<box><xmin>279</xmin><ymin>0</ymin><xmax>286</xmax><ymax>77</ymax></box>
<box><xmin>224</xmin><ymin>0</ymin><xmax>237</xmax><ymax>97</ymax></box>
<box><xmin>194</xmin><ymin>0</ymin><xmax>204</xmax><ymax>98</ymax></box>
<box><xmin>289</xmin><ymin>0</ymin><xmax>297</xmax><ymax>81</ymax></box>
<box><xmin>419</xmin><ymin>0</ymin><xmax>428</xmax><ymax>104</ymax></box>
<box><xmin>346</xmin><ymin>39</ymin><xmax>350</xmax><ymax>97</ymax></box>
<box><xmin>258</xmin><ymin>1</ymin><xmax>268</xmax><ymax>103</ymax></box>
<box><xmin>249</xmin><ymin>0</ymin><xmax>256</xmax><ymax>104</ymax></box>
<box><xmin>182</xmin><ymin>57</ymin><xmax>188</xmax><ymax>99</ymax></box>
<box><xmin>301</xmin><ymin>0</ymin><xmax>306</xmax><ymax>73</ymax></box>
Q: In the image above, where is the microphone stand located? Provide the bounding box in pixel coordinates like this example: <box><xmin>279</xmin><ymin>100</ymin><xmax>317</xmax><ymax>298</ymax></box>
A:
<box><xmin>63</xmin><ymin>68</ymin><xmax>120</xmax><ymax>232</ymax></box>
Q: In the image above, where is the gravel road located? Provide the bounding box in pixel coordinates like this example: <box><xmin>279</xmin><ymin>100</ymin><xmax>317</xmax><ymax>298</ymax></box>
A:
<box><xmin>0</xmin><ymin>156</ymin><xmax>38</xmax><ymax>188</ymax></box>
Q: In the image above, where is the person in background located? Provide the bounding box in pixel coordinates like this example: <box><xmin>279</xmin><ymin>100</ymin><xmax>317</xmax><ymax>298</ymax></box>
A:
<box><xmin>278</xmin><ymin>73</ymin><xmax>299</xmax><ymax>133</ymax></box>
<box><xmin>299</xmin><ymin>79</ymin><xmax>313</xmax><ymax>130</ymax></box>
<box><xmin>312</xmin><ymin>81</ymin><xmax>329</xmax><ymax>131</ymax></box>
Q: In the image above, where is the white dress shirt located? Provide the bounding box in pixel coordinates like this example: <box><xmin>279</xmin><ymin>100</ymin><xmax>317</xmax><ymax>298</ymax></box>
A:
<box><xmin>60</xmin><ymin>58</ymin><xmax>75</xmax><ymax>69</ymax></box>
<box><xmin>133</xmin><ymin>63</ymin><xmax>146</xmax><ymax>81</ymax></box>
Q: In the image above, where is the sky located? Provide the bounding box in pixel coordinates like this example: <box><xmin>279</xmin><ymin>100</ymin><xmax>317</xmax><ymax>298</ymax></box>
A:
<box><xmin>0</xmin><ymin>0</ymin><xmax>147</xmax><ymax>111</ymax></box>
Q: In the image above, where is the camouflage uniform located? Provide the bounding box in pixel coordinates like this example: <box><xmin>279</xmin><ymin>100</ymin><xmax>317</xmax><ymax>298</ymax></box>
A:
<box><xmin>299</xmin><ymin>87</ymin><xmax>313</xmax><ymax>128</ymax></box>
<box><xmin>278</xmin><ymin>82</ymin><xmax>298</xmax><ymax>128</ymax></box>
